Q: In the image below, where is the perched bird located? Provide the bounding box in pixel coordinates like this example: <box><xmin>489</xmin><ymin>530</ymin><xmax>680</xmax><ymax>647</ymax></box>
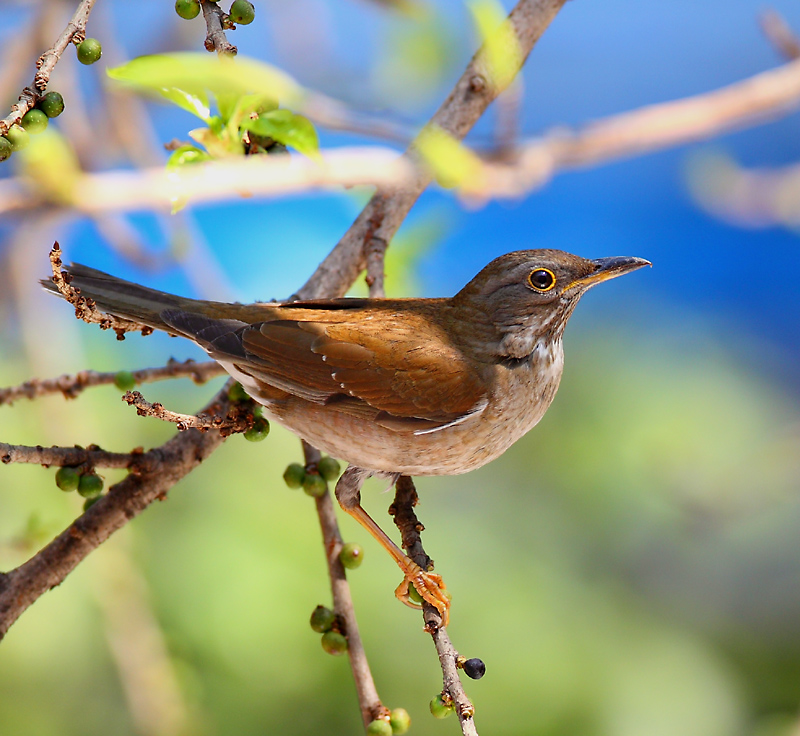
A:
<box><xmin>45</xmin><ymin>249</ymin><xmax>649</xmax><ymax>624</ymax></box>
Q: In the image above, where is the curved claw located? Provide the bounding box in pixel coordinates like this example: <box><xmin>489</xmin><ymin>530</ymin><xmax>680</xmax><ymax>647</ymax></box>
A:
<box><xmin>394</xmin><ymin>561</ymin><xmax>450</xmax><ymax>626</ymax></box>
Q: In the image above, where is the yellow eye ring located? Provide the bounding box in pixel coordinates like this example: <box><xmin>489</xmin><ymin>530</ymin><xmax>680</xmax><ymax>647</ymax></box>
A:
<box><xmin>527</xmin><ymin>268</ymin><xmax>556</xmax><ymax>292</ymax></box>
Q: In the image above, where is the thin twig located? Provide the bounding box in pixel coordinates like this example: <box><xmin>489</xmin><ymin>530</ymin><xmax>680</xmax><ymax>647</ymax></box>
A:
<box><xmin>0</xmin><ymin>442</ymin><xmax>144</xmax><ymax>470</ymax></box>
<box><xmin>0</xmin><ymin>0</ymin><xmax>98</xmax><ymax>136</ymax></box>
<box><xmin>122</xmin><ymin>389</ymin><xmax>256</xmax><ymax>436</ymax></box>
<box><xmin>200</xmin><ymin>0</ymin><xmax>237</xmax><ymax>56</ymax></box>
<box><xmin>390</xmin><ymin>477</ymin><xmax>478</xmax><ymax>736</ymax></box>
<box><xmin>761</xmin><ymin>10</ymin><xmax>800</xmax><ymax>60</ymax></box>
<box><xmin>0</xmin><ymin>359</ymin><xmax>224</xmax><ymax>406</ymax></box>
<box><xmin>303</xmin><ymin>442</ymin><xmax>386</xmax><ymax>729</ymax></box>
<box><xmin>47</xmin><ymin>242</ymin><xmax>152</xmax><ymax>339</ymax></box>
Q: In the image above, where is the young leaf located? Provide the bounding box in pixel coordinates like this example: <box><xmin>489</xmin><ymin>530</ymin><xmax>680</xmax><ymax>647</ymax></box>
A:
<box><xmin>166</xmin><ymin>145</ymin><xmax>211</xmax><ymax>170</ymax></box>
<box><xmin>159</xmin><ymin>87</ymin><xmax>210</xmax><ymax>121</ymax></box>
<box><xmin>239</xmin><ymin>110</ymin><xmax>319</xmax><ymax>158</ymax></box>
<box><xmin>468</xmin><ymin>0</ymin><xmax>523</xmax><ymax>92</ymax></box>
<box><xmin>415</xmin><ymin>125</ymin><xmax>484</xmax><ymax>189</ymax></box>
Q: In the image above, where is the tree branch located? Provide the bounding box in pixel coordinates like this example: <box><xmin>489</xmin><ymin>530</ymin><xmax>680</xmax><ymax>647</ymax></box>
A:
<box><xmin>200</xmin><ymin>0</ymin><xmax>237</xmax><ymax>56</ymax></box>
<box><xmin>0</xmin><ymin>0</ymin><xmax>98</xmax><ymax>136</ymax></box>
<box><xmin>0</xmin><ymin>442</ymin><xmax>144</xmax><ymax>470</ymax></box>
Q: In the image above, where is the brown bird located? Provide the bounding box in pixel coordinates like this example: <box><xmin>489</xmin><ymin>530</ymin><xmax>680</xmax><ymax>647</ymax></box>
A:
<box><xmin>46</xmin><ymin>249</ymin><xmax>649</xmax><ymax>624</ymax></box>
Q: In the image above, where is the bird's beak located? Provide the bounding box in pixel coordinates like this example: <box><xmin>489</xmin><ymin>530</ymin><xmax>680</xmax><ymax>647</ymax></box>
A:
<box><xmin>575</xmin><ymin>256</ymin><xmax>651</xmax><ymax>289</ymax></box>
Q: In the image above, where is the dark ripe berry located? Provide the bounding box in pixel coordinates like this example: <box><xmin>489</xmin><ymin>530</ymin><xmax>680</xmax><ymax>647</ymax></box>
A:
<box><xmin>429</xmin><ymin>693</ymin><xmax>454</xmax><ymax>719</ymax></box>
<box><xmin>389</xmin><ymin>708</ymin><xmax>411</xmax><ymax>735</ymax></box>
<box><xmin>55</xmin><ymin>466</ymin><xmax>80</xmax><ymax>492</ymax></box>
<box><xmin>366</xmin><ymin>720</ymin><xmax>392</xmax><ymax>736</ymax></box>
<box><xmin>463</xmin><ymin>658</ymin><xmax>486</xmax><ymax>680</ymax></box>
<box><xmin>6</xmin><ymin>125</ymin><xmax>29</xmax><ymax>151</ymax></box>
<box><xmin>175</xmin><ymin>0</ymin><xmax>201</xmax><ymax>19</ymax></box>
<box><xmin>21</xmin><ymin>109</ymin><xmax>48</xmax><ymax>134</ymax></box>
<box><xmin>83</xmin><ymin>496</ymin><xmax>101</xmax><ymax>511</ymax></box>
<box><xmin>243</xmin><ymin>416</ymin><xmax>270</xmax><ymax>441</ymax></box>
<box><xmin>227</xmin><ymin>382</ymin><xmax>250</xmax><ymax>402</ymax></box>
<box><xmin>303</xmin><ymin>472</ymin><xmax>327</xmax><ymax>498</ymax></box>
<box><xmin>77</xmin><ymin>38</ymin><xmax>102</xmax><ymax>65</ymax></box>
<box><xmin>38</xmin><ymin>91</ymin><xmax>65</xmax><ymax>118</ymax></box>
<box><xmin>320</xmin><ymin>630</ymin><xmax>348</xmax><ymax>655</ymax></box>
<box><xmin>283</xmin><ymin>463</ymin><xmax>305</xmax><ymax>489</ymax></box>
<box><xmin>309</xmin><ymin>605</ymin><xmax>337</xmax><ymax>633</ymax></box>
<box><xmin>0</xmin><ymin>137</ymin><xmax>11</xmax><ymax>162</ymax></box>
<box><xmin>317</xmin><ymin>456</ymin><xmax>341</xmax><ymax>482</ymax></box>
<box><xmin>78</xmin><ymin>473</ymin><xmax>104</xmax><ymax>498</ymax></box>
<box><xmin>229</xmin><ymin>0</ymin><xmax>255</xmax><ymax>24</ymax></box>
<box><xmin>113</xmin><ymin>370</ymin><xmax>135</xmax><ymax>392</ymax></box>
<box><xmin>338</xmin><ymin>542</ymin><xmax>364</xmax><ymax>570</ymax></box>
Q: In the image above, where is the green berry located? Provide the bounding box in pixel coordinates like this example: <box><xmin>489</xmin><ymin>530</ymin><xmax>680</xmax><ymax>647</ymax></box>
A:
<box><xmin>83</xmin><ymin>495</ymin><xmax>101</xmax><ymax>511</ymax></box>
<box><xmin>309</xmin><ymin>605</ymin><xmax>337</xmax><ymax>633</ymax></box>
<box><xmin>78</xmin><ymin>473</ymin><xmax>104</xmax><ymax>498</ymax></box>
<box><xmin>303</xmin><ymin>472</ymin><xmax>327</xmax><ymax>498</ymax></box>
<box><xmin>339</xmin><ymin>542</ymin><xmax>364</xmax><ymax>570</ymax></box>
<box><xmin>227</xmin><ymin>382</ymin><xmax>250</xmax><ymax>402</ymax></box>
<box><xmin>229</xmin><ymin>0</ymin><xmax>255</xmax><ymax>24</ymax></box>
<box><xmin>0</xmin><ymin>137</ymin><xmax>11</xmax><ymax>162</ymax></box>
<box><xmin>175</xmin><ymin>0</ymin><xmax>201</xmax><ymax>19</ymax></box>
<box><xmin>55</xmin><ymin>466</ymin><xmax>80</xmax><ymax>492</ymax></box>
<box><xmin>243</xmin><ymin>416</ymin><xmax>270</xmax><ymax>441</ymax></box>
<box><xmin>429</xmin><ymin>693</ymin><xmax>454</xmax><ymax>719</ymax></box>
<box><xmin>5</xmin><ymin>125</ymin><xmax>29</xmax><ymax>151</ymax></box>
<box><xmin>76</xmin><ymin>38</ymin><xmax>102</xmax><ymax>65</ymax></box>
<box><xmin>408</xmin><ymin>584</ymin><xmax>423</xmax><ymax>605</ymax></box>
<box><xmin>113</xmin><ymin>370</ymin><xmax>136</xmax><ymax>392</ymax></box>
<box><xmin>283</xmin><ymin>462</ymin><xmax>305</xmax><ymax>489</ymax></box>
<box><xmin>321</xmin><ymin>630</ymin><xmax>348</xmax><ymax>655</ymax></box>
<box><xmin>389</xmin><ymin>708</ymin><xmax>411</xmax><ymax>735</ymax></box>
<box><xmin>21</xmin><ymin>109</ymin><xmax>48</xmax><ymax>134</ymax></box>
<box><xmin>38</xmin><ymin>91</ymin><xmax>64</xmax><ymax>118</ymax></box>
<box><xmin>317</xmin><ymin>456</ymin><xmax>341</xmax><ymax>482</ymax></box>
<box><xmin>367</xmin><ymin>720</ymin><xmax>392</xmax><ymax>736</ymax></box>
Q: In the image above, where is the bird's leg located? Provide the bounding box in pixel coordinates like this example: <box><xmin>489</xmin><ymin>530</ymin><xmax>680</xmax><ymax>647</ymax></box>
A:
<box><xmin>335</xmin><ymin>466</ymin><xmax>450</xmax><ymax>626</ymax></box>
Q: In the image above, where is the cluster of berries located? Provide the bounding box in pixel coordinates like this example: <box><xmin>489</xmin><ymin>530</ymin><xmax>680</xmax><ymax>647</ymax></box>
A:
<box><xmin>175</xmin><ymin>0</ymin><xmax>255</xmax><ymax>25</ymax></box>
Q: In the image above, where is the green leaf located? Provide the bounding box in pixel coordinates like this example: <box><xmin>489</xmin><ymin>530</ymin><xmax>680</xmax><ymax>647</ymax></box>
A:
<box><xmin>225</xmin><ymin>92</ymin><xmax>279</xmax><ymax>132</ymax></box>
<box><xmin>415</xmin><ymin>125</ymin><xmax>483</xmax><ymax>189</ymax></box>
<box><xmin>468</xmin><ymin>0</ymin><xmax>523</xmax><ymax>92</ymax></box>
<box><xmin>239</xmin><ymin>110</ymin><xmax>319</xmax><ymax>158</ymax></box>
<box><xmin>107</xmin><ymin>53</ymin><xmax>304</xmax><ymax>107</ymax></box>
<box><xmin>158</xmin><ymin>87</ymin><xmax>210</xmax><ymax>121</ymax></box>
<box><xmin>166</xmin><ymin>145</ymin><xmax>211</xmax><ymax>171</ymax></box>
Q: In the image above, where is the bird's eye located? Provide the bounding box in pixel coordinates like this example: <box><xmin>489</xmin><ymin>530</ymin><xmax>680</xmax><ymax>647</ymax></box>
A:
<box><xmin>527</xmin><ymin>268</ymin><xmax>556</xmax><ymax>292</ymax></box>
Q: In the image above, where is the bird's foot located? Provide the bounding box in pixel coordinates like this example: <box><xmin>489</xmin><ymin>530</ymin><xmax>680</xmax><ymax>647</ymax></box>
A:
<box><xmin>394</xmin><ymin>561</ymin><xmax>450</xmax><ymax>627</ymax></box>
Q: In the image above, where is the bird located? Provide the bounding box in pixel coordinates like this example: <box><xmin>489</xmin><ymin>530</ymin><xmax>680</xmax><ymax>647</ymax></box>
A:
<box><xmin>45</xmin><ymin>248</ymin><xmax>649</xmax><ymax>625</ymax></box>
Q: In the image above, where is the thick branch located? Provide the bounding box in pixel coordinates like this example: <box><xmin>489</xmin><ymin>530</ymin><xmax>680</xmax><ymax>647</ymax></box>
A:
<box><xmin>0</xmin><ymin>387</ymin><xmax>231</xmax><ymax>639</ymax></box>
<box><xmin>200</xmin><ymin>0</ymin><xmax>237</xmax><ymax>56</ymax></box>
<box><xmin>303</xmin><ymin>442</ymin><xmax>385</xmax><ymax>728</ymax></box>
<box><xmin>0</xmin><ymin>443</ymin><xmax>143</xmax><ymax>470</ymax></box>
<box><xmin>0</xmin><ymin>0</ymin><xmax>97</xmax><ymax>136</ymax></box>
<box><xmin>0</xmin><ymin>359</ymin><xmax>224</xmax><ymax>406</ymax></box>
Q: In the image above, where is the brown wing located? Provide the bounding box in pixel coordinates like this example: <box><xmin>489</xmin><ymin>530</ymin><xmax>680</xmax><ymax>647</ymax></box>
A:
<box><xmin>211</xmin><ymin>308</ymin><xmax>488</xmax><ymax>431</ymax></box>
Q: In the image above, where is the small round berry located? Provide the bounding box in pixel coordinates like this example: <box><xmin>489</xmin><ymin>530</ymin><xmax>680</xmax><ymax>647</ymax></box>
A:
<box><xmin>229</xmin><ymin>0</ymin><xmax>255</xmax><ymax>24</ymax></box>
<box><xmin>113</xmin><ymin>370</ymin><xmax>136</xmax><ymax>392</ymax></box>
<box><xmin>5</xmin><ymin>125</ymin><xmax>29</xmax><ymax>151</ymax></box>
<box><xmin>317</xmin><ymin>456</ymin><xmax>341</xmax><ymax>482</ymax></box>
<box><xmin>429</xmin><ymin>693</ymin><xmax>454</xmax><ymax>719</ymax></box>
<box><xmin>463</xmin><ymin>658</ymin><xmax>485</xmax><ymax>680</ymax></box>
<box><xmin>408</xmin><ymin>584</ymin><xmax>423</xmax><ymax>605</ymax></box>
<box><xmin>321</xmin><ymin>630</ymin><xmax>348</xmax><ymax>655</ymax></box>
<box><xmin>283</xmin><ymin>463</ymin><xmax>305</xmax><ymax>489</ymax></box>
<box><xmin>21</xmin><ymin>109</ymin><xmax>48</xmax><ymax>134</ymax></box>
<box><xmin>78</xmin><ymin>473</ymin><xmax>104</xmax><ymax>498</ymax></box>
<box><xmin>227</xmin><ymin>382</ymin><xmax>250</xmax><ymax>402</ymax></box>
<box><xmin>76</xmin><ymin>38</ymin><xmax>102</xmax><ymax>65</ymax></box>
<box><xmin>303</xmin><ymin>472</ymin><xmax>327</xmax><ymax>498</ymax></box>
<box><xmin>55</xmin><ymin>466</ymin><xmax>80</xmax><ymax>492</ymax></box>
<box><xmin>366</xmin><ymin>719</ymin><xmax>392</xmax><ymax>736</ymax></box>
<box><xmin>83</xmin><ymin>495</ymin><xmax>101</xmax><ymax>511</ymax></box>
<box><xmin>243</xmin><ymin>416</ymin><xmax>270</xmax><ymax>441</ymax></box>
<box><xmin>339</xmin><ymin>542</ymin><xmax>364</xmax><ymax>570</ymax></box>
<box><xmin>389</xmin><ymin>708</ymin><xmax>411</xmax><ymax>734</ymax></box>
<box><xmin>0</xmin><ymin>137</ymin><xmax>11</xmax><ymax>162</ymax></box>
<box><xmin>38</xmin><ymin>91</ymin><xmax>65</xmax><ymax>118</ymax></box>
<box><xmin>175</xmin><ymin>0</ymin><xmax>201</xmax><ymax>19</ymax></box>
<box><xmin>309</xmin><ymin>605</ymin><xmax>337</xmax><ymax>633</ymax></box>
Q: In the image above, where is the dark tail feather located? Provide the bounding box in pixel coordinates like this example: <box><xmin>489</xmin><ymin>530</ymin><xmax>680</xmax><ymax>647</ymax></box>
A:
<box><xmin>41</xmin><ymin>263</ymin><xmax>201</xmax><ymax>334</ymax></box>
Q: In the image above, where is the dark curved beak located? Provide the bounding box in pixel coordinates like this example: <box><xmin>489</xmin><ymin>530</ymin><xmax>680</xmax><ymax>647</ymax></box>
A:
<box><xmin>577</xmin><ymin>256</ymin><xmax>651</xmax><ymax>288</ymax></box>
